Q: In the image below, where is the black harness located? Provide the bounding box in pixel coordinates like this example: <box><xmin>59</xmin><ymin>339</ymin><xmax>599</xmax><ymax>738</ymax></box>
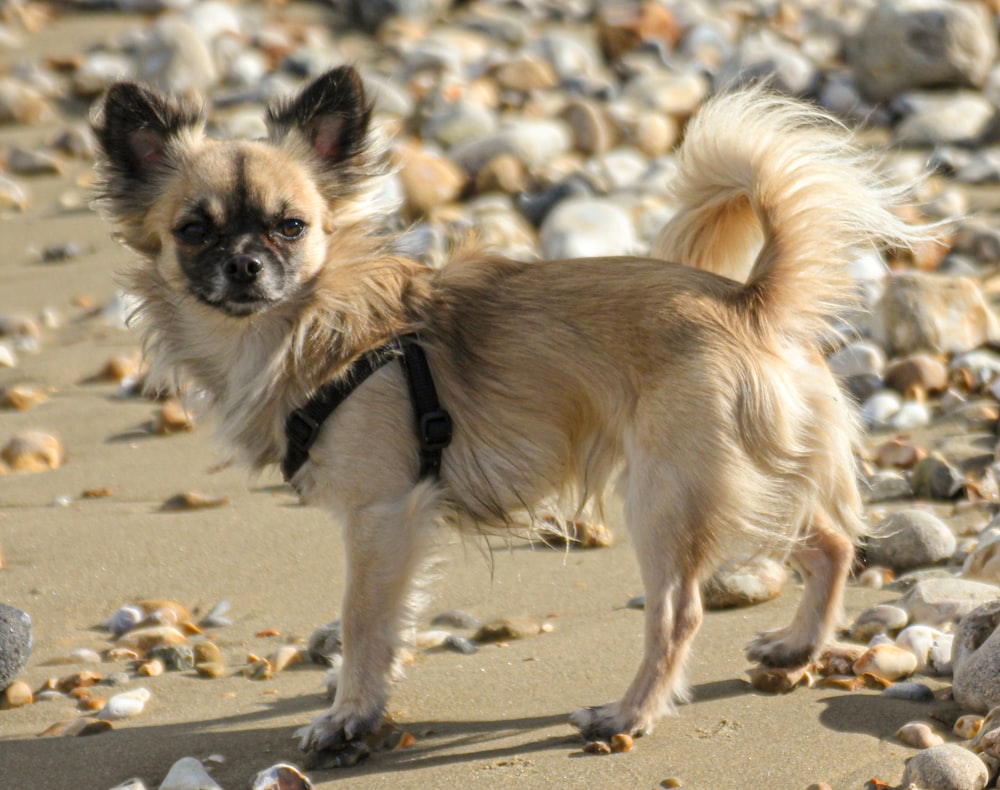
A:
<box><xmin>282</xmin><ymin>334</ymin><xmax>453</xmax><ymax>483</ymax></box>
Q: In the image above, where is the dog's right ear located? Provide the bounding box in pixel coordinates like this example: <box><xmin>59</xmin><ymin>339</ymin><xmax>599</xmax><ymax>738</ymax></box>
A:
<box><xmin>93</xmin><ymin>82</ymin><xmax>204</xmax><ymax>188</ymax></box>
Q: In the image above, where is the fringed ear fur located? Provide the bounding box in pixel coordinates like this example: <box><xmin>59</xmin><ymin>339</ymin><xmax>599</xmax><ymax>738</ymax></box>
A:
<box><xmin>93</xmin><ymin>81</ymin><xmax>204</xmax><ymax>186</ymax></box>
<box><xmin>265</xmin><ymin>66</ymin><xmax>373</xmax><ymax>171</ymax></box>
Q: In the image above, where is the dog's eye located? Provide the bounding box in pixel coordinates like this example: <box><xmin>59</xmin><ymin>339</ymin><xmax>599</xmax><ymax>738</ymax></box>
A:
<box><xmin>275</xmin><ymin>218</ymin><xmax>306</xmax><ymax>240</ymax></box>
<box><xmin>175</xmin><ymin>221</ymin><xmax>210</xmax><ymax>245</ymax></box>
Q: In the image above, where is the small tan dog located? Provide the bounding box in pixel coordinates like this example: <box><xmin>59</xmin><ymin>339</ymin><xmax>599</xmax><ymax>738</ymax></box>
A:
<box><xmin>93</xmin><ymin>67</ymin><xmax>926</xmax><ymax>763</ymax></box>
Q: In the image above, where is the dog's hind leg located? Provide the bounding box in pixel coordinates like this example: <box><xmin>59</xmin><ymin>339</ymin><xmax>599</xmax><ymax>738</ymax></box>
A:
<box><xmin>298</xmin><ymin>483</ymin><xmax>439</xmax><ymax>763</ymax></box>
<box><xmin>571</xmin><ymin>468</ymin><xmax>708</xmax><ymax>741</ymax></box>
<box><xmin>746</xmin><ymin>507</ymin><xmax>854</xmax><ymax>667</ymax></box>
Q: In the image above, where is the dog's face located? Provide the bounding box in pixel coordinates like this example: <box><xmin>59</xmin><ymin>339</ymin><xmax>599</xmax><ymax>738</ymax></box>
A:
<box><xmin>93</xmin><ymin>67</ymin><xmax>375</xmax><ymax>318</ymax></box>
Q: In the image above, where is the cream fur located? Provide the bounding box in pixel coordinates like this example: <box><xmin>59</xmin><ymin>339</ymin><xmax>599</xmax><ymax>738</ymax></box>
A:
<box><xmin>94</xmin><ymin>78</ymin><xmax>932</xmax><ymax>756</ymax></box>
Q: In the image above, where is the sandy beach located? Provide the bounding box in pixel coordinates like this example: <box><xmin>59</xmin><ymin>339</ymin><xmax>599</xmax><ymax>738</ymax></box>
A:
<box><xmin>0</xmin><ymin>4</ymin><xmax>993</xmax><ymax>789</ymax></box>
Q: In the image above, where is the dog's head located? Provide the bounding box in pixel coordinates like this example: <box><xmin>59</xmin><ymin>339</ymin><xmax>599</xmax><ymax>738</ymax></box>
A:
<box><xmin>93</xmin><ymin>66</ymin><xmax>378</xmax><ymax>318</ymax></box>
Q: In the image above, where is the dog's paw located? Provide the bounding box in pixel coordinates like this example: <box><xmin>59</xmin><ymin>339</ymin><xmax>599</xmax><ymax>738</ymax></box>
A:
<box><xmin>571</xmin><ymin>702</ymin><xmax>645</xmax><ymax>743</ymax></box>
<box><xmin>745</xmin><ymin>628</ymin><xmax>815</xmax><ymax>668</ymax></box>
<box><xmin>296</xmin><ymin>708</ymin><xmax>382</xmax><ymax>768</ymax></box>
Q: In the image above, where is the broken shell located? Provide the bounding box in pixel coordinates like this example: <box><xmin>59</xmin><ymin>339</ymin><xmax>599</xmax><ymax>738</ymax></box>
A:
<box><xmin>247</xmin><ymin>763</ymin><xmax>313</xmax><ymax>790</ymax></box>
<box><xmin>954</xmin><ymin>714</ymin><xmax>985</xmax><ymax>740</ymax></box>
<box><xmin>107</xmin><ymin>605</ymin><xmax>143</xmax><ymax>637</ymax></box>
<box><xmin>1</xmin><ymin>430</ymin><xmax>63</xmax><ymax>472</ymax></box>
<box><xmin>155</xmin><ymin>399</ymin><xmax>194</xmax><ymax>435</ymax></box>
<box><xmin>896</xmin><ymin>721</ymin><xmax>944</xmax><ymax>749</ymax></box>
<box><xmin>98</xmin><ymin>687</ymin><xmax>150</xmax><ymax>721</ymax></box>
<box><xmin>610</xmin><ymin>733</ymin><xmax>634</xmax><ymax>753</ymax></box>
<box><xmin>814</xmin><ymin>643</ymin><xmax>868</xmax><ymax>676</ymax></box>
<box><xmin>852</xmin><ymin>644</ymin><xmax>918</xmax><ymax>682</ymax></box>
<box><xmin>821</xmin><ymin>673</ymin><xmax>892</xmax><ymax>691</ymax></box>
<box><xmin>199</xmin><ymin>600</ymin><xmax>233</xmax><ymax>629</ymax></box>
<box><xmin>0</xmin><ymin>385</ymin><xmax>46</xmax><ymax>411</ymax></box>
<box><xmin>96</xmin><ymin>353</ymin><xmax>142</xmax><ymax>383</ymax></box>
<box><xmin>161</xmin><ymin>492</ymin><xmax>229</xmax><ymax>511</ymax></box>
<box><xmin>158</xmin><ymin>757</ymin><xmax>222</xmax><ymax>790</ymax></box>
<box><xmin>245</xmin><ymin>658</ymin><xmax>272</xmax><ymax>680</ymax></box>
<box><xmin>1</xmin><ymin>680</ymin><xmax>33</xmax><ymax>709</ymax></box>
<box><xmin>583</xmin><ymin>740</ymin><xmax>612</xmax><ymax>755</ymax></box>
<box><xmin>538</xmin><ymin>516</ymin><xmax>613</xmax><ymax>548</ymax></box>
<box><xmin>0</xmin><ymin>175</ymin><xmax>29</xmax><ymax>211</ymax></box>
<box><xmin>270</xmin><ymin>645</ymin><xmax>302</xmax><ymax>673</ymax></box>
<box><xmin>56</xmin><ymin>670</ymin><xmax>101</xmax><ymax>693</ymax></box>
<box><xmin>749</xmin><ymin>664</ymin><xmax>812</xmax><ymax>694</ymax></box>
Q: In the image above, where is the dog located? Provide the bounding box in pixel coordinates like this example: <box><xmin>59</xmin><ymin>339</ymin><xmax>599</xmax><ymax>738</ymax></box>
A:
<box><xmin>92</xmin><ymin>66</ymin><xmax>929</xmax><ymax>763</ymax></box>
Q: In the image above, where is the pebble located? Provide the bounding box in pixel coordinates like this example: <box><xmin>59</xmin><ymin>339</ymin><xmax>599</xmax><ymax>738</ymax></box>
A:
<box><xmin>0</xmin><ymin>604</ymin><xmax>32</xmax><ymax>691</ymax></box>
<box><xmin>157</xmin><ymin>756</ymin><xmax>222</xmax><ymax>790</ymax></box>
<box><xmin>154</xmin><ymin>399</ymin><xmax>194</xmax><ymax>435</ymax></box>
<box><xmin>882</xmin><ymin>682</ymin><xmax>934</xmax><ymax>703</ymax></box>
<box><xmin>107</xmin><ymin>605</ymin><xmax>143</xmax><ymax>637</ymax></box>
<box><xmin>701</xmin><ymin>555</ymin><xmax>787</xmax><ymax>610</ymax></box>
<box><xmin>955</xmin><ymin>715</ymin><xmax>986</xmax><ymax>740</ymax></box>
<box><xmin>539</xmin><ymin>197</ymin><xmax>637</xmax><ymax>259</ymax></box>
<box><xmin>147</xmin><ymin>645</ymin><xmax>194</xmax><ymax>671</ymax></box>
<box><xmin>952</xmin><ymin>601</ymin><xmax>1000</xmax><ymax>714</ymax></box>
<box><xmin>896</xmin><ymin>721</ymin><xmax>945</xmax><ymax>749</ymax></box>
<box><xmin>444</xmin><ymin>634</ymin><xmax>478</xmax><ymax>655</ymax></box>
<box><xmin>910</xmin><ymin>455</ymin><xmax>964</xmax><ymax>500</ymax></box>
<box><xmin>160</xmin><ymin>492</ymin><xmax>229</xmax><ymax>511</ymax></box>
<box><xmin>98</xmin><ymin>687</ymin><xmax>150</xmax><ymax>721</ymax></box>
<box><xmin>1</xmin><ymin>680</ymin><xmax>33</xmax><ymax>709</ymax></box>
<box><xmin>964</xmin><ymin>534</ymin><xmax>1000</xmax><ymax>585</ymax></box>
<box><xmin>0</xmin><ymin>430</ymin><xmax>63</xmax><ymax>472</ymax></box>
<box><xmin>850</xmin><ymin>604</ymin><xmax>909</xmax><ymax>642</ymax></box>
<box><xmin>899</xmin><ymin>743</ymin><xmax>989</xmax><ymax>790</ymax></box>
<box><xmin>867</xmin><ymin>510</ymin><xmax>957</xmax><ymax>572</ymax></box>
<box><xmin>894</xmin><ymin>92</ymin><xmax>997</xmax><ymax>148</ymax></box>
<box><xmin>884</xmin><ymin>353</ymin><xmax>949</xmax><ymax>396</ymax></box>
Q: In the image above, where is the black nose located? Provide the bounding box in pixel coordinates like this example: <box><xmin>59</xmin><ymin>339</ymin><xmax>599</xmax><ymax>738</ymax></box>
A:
<box><xmin>223</xmin><ymin>254</ymin><xmax>263</xmax><ymax>284</ymax></box>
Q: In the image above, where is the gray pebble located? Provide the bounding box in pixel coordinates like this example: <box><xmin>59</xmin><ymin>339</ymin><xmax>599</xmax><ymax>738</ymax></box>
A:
<box><xmin>952</xmin><ymin>601</ymin><xmax>1000</xmax><ymax>714</ymax></box>
<box><xmin>867</xmin><ymin>510</ymin><xmax>957</xmax><ymax>572</ymax></box>
<box><xmin>902</xmin><ymin>578</ymin><xmax>1000</xmax><ymax>627</ymax></box>
<box><xmin>881</xmin><ymin>682</ymin><xmax>935</xmax><ymax>702</ymax></box>
<box><xmin>900</xmin><ymin>743</ymin><xmax>988</xmax><ymax>790</ymax></box>
<box><xmin>0</xmin><ymin>604</ymin><xmax>32</xmax><ymax>691</ymax></box>
<box><xmin>148</xmin><ymin>644</ymin><xmax>195</xmax><ymax>671</ymax></box>
<box><xmin>444</xmin><ymin>635</ymin><xmax>478</xmax><ymax>655</ymax></box>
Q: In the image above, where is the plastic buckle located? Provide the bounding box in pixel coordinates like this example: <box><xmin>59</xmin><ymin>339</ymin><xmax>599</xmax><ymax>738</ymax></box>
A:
<box><xmin>286</xmin><ymin>408</ymin><xmax>321</xmax><ymax>449</ymax></box>
<box><xmin>419</xmin><ymin>409</ymin><xmax>453</xmax><ymax>451</ymax></box>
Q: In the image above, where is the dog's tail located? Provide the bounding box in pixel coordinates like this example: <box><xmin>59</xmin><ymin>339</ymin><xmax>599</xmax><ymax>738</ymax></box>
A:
<box><xmin>652</xmin><ymin>87</ymin><xmax>930</xmax><ymax>341</ymax></box>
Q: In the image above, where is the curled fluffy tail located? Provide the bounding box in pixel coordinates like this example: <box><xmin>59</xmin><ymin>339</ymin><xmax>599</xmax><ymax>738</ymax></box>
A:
<box><xmin>653</xmin><ymin>87</ymin><xmax>931</xmax><ymax>341</ymax></box>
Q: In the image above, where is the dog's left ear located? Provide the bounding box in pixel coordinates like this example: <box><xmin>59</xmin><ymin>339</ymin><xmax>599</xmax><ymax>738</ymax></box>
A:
<box><xmin>266</xmin><ymin>66</ymin><xmax>373</xmax><ymax>171</ymax></box>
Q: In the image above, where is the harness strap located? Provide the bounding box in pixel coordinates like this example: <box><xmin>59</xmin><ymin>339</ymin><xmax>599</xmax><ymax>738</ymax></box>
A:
<box><xmin>282</xmin><ymin>334</ymin><xmax>452</xmax><ymax>483</ymax></box>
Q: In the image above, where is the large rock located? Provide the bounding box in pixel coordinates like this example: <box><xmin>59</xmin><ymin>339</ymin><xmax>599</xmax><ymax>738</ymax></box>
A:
<box><xmin>867</xmin><ymin>509</ymin><xmax>957</xmax><ymax>572</ymax></box>
<box><xmin>900</xmin><ymin>743</ymin><xmax>989</xmax><ymax>790</ymax></box>
<box><xmin>952</xmin><ymin>600</ymin><xmax>1000</xmax><ymax>713</ymax></box>
<box><xmin>902</xmin><ymin>578</ymin><xmax>1000</xmax><ymax>626</ymax></box>
<box><xmin>871</xmin><ymin>272</ymin><xmax>1000</xmax><ymax>356</ymax></box>
<box><xmin>0</xmin><ymin>604</ymin><xmax>32</xmax><ymax>691</ymax></box>
<box><xmin>848</xmin><ymin>0</ymin><xmax>997</xmax><ymax>102</ymax></box>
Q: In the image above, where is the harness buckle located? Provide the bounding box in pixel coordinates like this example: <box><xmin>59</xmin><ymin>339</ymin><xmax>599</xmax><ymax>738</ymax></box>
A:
<box><xmin>286</xmin><ymin>408</ymin><xmax>321</xmax><ymax>449</ymax></box>
<box><xmin>419</xmin><ymin>409</ymin><xmax>452</xmax><ymax>452</ymax></box>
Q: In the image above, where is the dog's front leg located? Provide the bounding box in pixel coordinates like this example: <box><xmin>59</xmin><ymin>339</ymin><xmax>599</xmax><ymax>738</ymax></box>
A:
<box><xmin>299</xmin><ymin>484</ymin><xmax>439</xmax><ymax>765</ymax></box>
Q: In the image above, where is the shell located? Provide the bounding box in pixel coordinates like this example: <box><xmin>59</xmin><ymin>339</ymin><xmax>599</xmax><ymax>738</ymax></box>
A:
<box><xmin>415</xmin><ymin>629</ymin><xmax>452</xmax><ymax>648</ymax></box>
<box><xmin>0</xmin><ymin>384</ymin><xmax>47</xmax><ymax>411</ymax></box>
<box><xmin>98</xmin><ymin>687</ymin><xmax>150</xmax><ymax>720</ymax></box>
<box><xmin>161</xmin><ymin>492</ymin><xmax>230</xmax><ymax>511</ymax></box>
<box><xmin>1</xmin><ymin>680</ymin><xmax>33</xmax><ymax>709</ymax></box>
<box><xmin>895</xmin><ymin>624</ymin><xmax>945</xmax><ymax>671</ymax></box>
<box><xmin>896</xmin><ymin>721</ymin><xmax>944</xmax><ymax>749</ymax></box>
<box><xmin>155</xmin><ymin>399</ymin><xmax>194</xmax><ymax>435</ymax></box>
<box><xmin>158</xmin><ymin>757</ymin><xmax>222</xmax><ymax>790</ymax></box>
<box><xmin>583</xmin><ymin>740</ymin><xmax>612</xmax><ymax>755</ymax></box>
<box><xmin>39</xmin><ymin>717</ymin><xmax>114</xmax><ymax>737</ymax></box>
<box><xmin>247</xmin><ymin>763</ymin><xmax>313</xmax><ymax>790</ymax></box>
<box><xmin>1</xmin><ymin>430</ymin><xmax>63</xmax><ymax>472</ymax></box>
<box><xmin>137</xmin><ymin>658</ymin><xmax>165</xmax><ymax>677</ymax></box>
<box><xmin>56</xmin><ymin>670</ymin><xmax>101</xmax><ymax>692</ymax></box>
<box><xmin>749</xmin><ymin>664</ymin><xmax>812</xmax><ymax>694</ymax></box>
<box><xmin>199</xmin><ymin>600</ymin><xmax>233</xmax><ymax>629</ymax></box>
<box><xmin>195</xmin><ymin>661</ymin><xmax>227</xmax><ymax>679</ymax></box>
<box><xmin>115</xmin><ymin>625</ymin><xmax>187</xmax><ymax>651</ymax></box>
<box><xmin>610</xmin><ymin>733</ymin><xmax>634</xmax><ymax>753</ymax></box>
<box><xmin>107</xmin><ymin>605</ymin><xmax>143</xmax><ymax>637</ymax></box>
<box><xmin>270</xmin><ymin>645</ymin><xmax>302</xmax><ymax>673</ymax></box>
<box><xmin>853</xmin><ymin>644</ymin><xmax>918</xmax><ymax>682</ymax></box>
